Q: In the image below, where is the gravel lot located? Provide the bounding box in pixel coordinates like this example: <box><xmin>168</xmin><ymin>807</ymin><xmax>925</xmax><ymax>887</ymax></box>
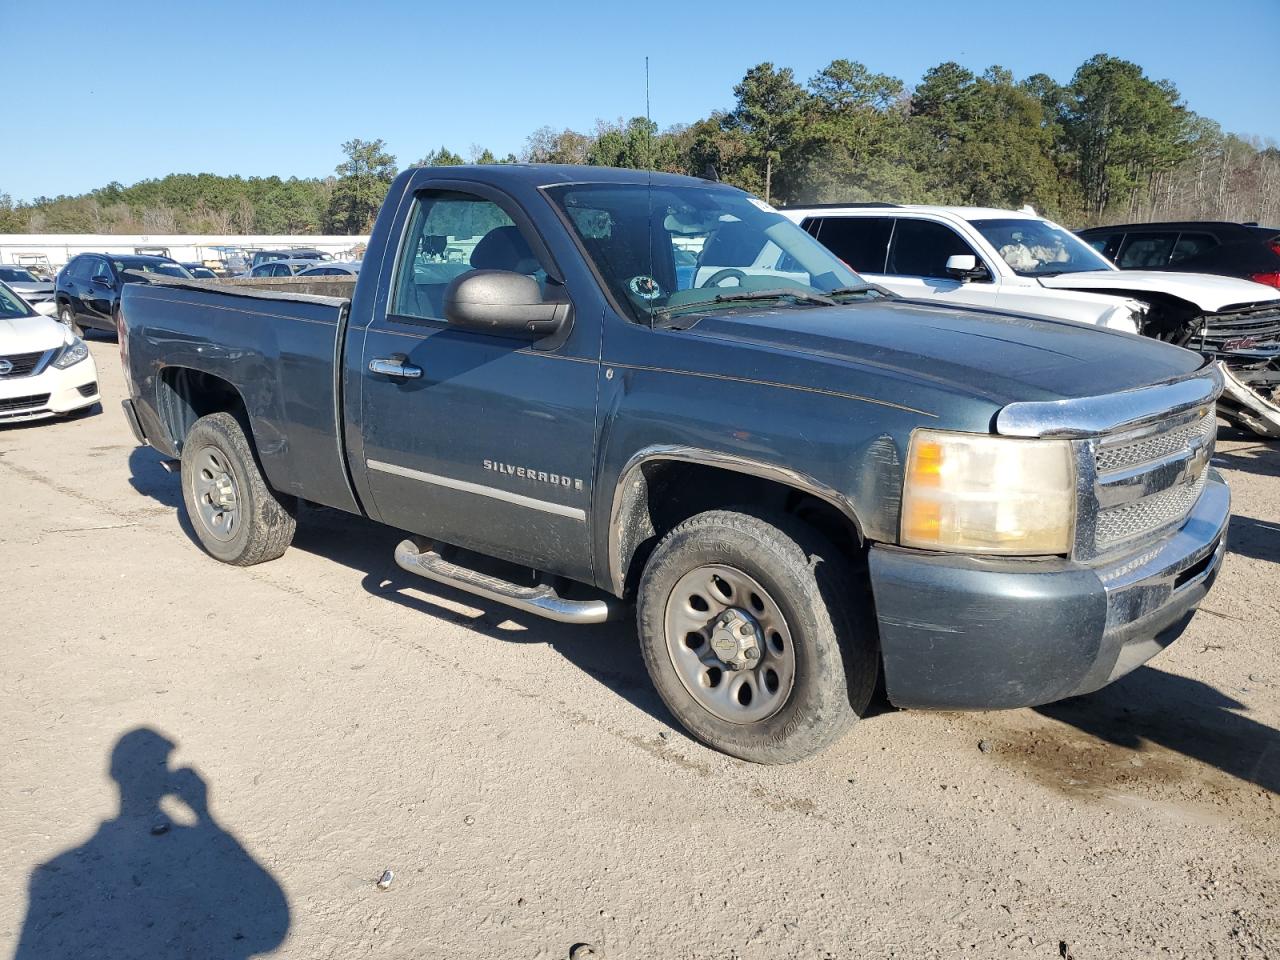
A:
<box><xmin>1</xmin><ymin>339</ymin><xmax>1277</xmax><ymax>959</ymax></box>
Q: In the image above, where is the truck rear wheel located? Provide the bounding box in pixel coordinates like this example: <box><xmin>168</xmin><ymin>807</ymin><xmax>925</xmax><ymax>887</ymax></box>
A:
<box><xmin>636</xmin><ymin>509</ymin><xmax>877</xmax><ymax>764</ymax></box>
<box><xmin>180</xmin><ymin>412</ymin><xmax>296</xmax><ymax>566</ymax></box>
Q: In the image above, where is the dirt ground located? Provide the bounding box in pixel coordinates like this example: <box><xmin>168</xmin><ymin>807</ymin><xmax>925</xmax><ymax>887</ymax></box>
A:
<box><xmin>1</xmin><ymin>339</ymin><xmax>1277</xmax><ymax>959</ymax></box>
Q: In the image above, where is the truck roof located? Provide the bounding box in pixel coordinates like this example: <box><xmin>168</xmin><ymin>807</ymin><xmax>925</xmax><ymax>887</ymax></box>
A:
<box><xmin>414</xmin><ymin>163</ymin><xmax>719</xmax><ymax>190</ymax></box>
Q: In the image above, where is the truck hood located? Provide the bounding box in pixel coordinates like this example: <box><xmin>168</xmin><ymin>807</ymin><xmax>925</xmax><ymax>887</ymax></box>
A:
<box><xmin>1038</xmin><ymin>270</ymin><xmax>1280</xmax><ymax>312</ymax></box>
<box><xmin>682</xmin><ymin>298</ymin><xmax>1203</xmax><ymax>406</ymax></box>
<box><xmin>0</xmin><ymin>312</ymin><xmax>71</xmax><ymax>353</ymax></box>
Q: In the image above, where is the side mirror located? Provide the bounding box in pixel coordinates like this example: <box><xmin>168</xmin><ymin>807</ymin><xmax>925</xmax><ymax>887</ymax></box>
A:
<box><xmin>945</xmin><ymin>254</ymin><xmax>987</xmax><ymax>281</ymax></box>
<box><xmin>92</xmin><ymin>276</ymin><xmax>113</xmax><ymax>288</ymax></box>
<box><xmin>443</xmin><ymin>270</ymin><xmax>570</xmax><ymax>339</ymax></box>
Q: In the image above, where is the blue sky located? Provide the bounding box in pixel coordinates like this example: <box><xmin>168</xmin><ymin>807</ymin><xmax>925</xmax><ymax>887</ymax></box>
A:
<box><xmin>4</xmin><ymin>0</ymin><xmax>1278</xmax><ymax>202</ymax></box>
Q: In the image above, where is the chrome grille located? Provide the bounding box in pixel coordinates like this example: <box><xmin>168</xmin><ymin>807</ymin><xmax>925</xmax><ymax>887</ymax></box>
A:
<box><xmin>1094</xmin><ymin>408</ymin><xmax>1217</xmax><ymax>473</ymax></box>
<box><xmin>0</xmin><ymin>350</ymin><xmax>47</xmax><ymax>378</ymax></box>
<box><xmin>1198</xmin><ymin>305</ymin><xmax>1280</xmax><ymax>352</ymax></box>
<box><xmin>1095</xmin><ymin>469</ymin><xmax>1208</xmax><ymax>549</ymax></box>
<box><xmin>1088</xmin><ymin>403</ymin><xmax>1216</xmax><ymax>553</ymax></box>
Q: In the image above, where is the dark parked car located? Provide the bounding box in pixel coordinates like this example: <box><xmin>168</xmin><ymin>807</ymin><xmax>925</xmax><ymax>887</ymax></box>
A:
<box><xmin>180</xmin><ymin>263</ymin><xmax>220</xmax><ymax>279</ymax></box>
<box><xmin>1079</xmin><ymin>221</ymin><xmax>1280</xmax><ymax>290</ymax></box>
<box><xmin>55</xmin><ymin>254</ymin><xmax>192</xmax><ymax>335</ymax></box>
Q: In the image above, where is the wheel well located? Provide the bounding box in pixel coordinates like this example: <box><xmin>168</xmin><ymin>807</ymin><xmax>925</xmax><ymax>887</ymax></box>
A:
<box><xmin>157</xmin><ymin>367</ymin><xmax>246</xmax><ymax>451</ymax></box>
<box><xmin>613</xmin><ymin>459</ymin><xmax>864</xmax><ymax>598</ymax></box>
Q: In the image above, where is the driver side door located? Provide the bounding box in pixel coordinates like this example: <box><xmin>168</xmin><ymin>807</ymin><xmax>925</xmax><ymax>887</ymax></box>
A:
<box><xmin>82</xmin><ymin>257</ymin><xmax>120</xmax><ymax>331</ymax></box>
<box><xmin>355</xmin><ymin>187</ymin><xmax>601</xmax><ymax>582</ymax></box>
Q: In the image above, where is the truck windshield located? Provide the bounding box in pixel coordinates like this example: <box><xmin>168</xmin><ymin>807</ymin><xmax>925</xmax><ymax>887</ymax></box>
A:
<box><xmin>971</xmin><ymin>218</ymin><xmax>1115</xmax><ymax>277</ymax></box>
<box><xmin>546</xmin><ymin>183</ymin><xmax>863</xmax><ymax>323</ymax></box>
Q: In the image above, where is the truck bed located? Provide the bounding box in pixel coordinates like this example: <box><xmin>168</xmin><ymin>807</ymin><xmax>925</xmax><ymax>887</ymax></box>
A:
<box><xmin>121</xmin><ymin>277</ymin><xmax>361</xmax><ymax>514</ymax></box>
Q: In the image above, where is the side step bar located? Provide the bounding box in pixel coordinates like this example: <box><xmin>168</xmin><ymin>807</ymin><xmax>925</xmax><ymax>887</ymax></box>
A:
<box><xmin>393</xmin><ymin>539</ymin><xmax>618</xmax><ymax>625</ymax></box>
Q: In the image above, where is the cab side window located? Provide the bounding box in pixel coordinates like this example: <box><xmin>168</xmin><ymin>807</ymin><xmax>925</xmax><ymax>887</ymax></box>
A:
<box><xmin>1171</xmin><ymin>232</ymin><xmax>1218</xmax><ymax>264</ymax></box>
<box><xmin>887</xmin><ymin>219</ymin><xmax>983</xmax><ymax>279</ymax></box>
<box><xmin>1116</xmin><ymin>233</ymin><xmax>1177</xmax><ymax>268</ymax></box>
<box><xmin>807</xmin><ymin>217</ymin><xmax>893</xmax><ymax>273</ymax></box>
<box><xmin>393</xmin><ymin>191</ymin><xmax>545</xmax><ymax>321</ymax></box>
<box><xmin>1089</xmin><ymin>232</ymin><xmax>1125</xmax><ymax>261</ymax></box>
<box><xmin>89</xmin><ymin>258</ymin><xmax>114</xmax><ymax>284</ymax></box>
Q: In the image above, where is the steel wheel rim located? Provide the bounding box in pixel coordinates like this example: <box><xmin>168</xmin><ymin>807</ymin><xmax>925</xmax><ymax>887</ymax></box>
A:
<box><xmin>189</xmin><ymin>446</ymin><xmax>240</xmax><ymax>543</ymax></box>
<box><xmin>663</xmin><ymin>563</ymin><xmax>796</xmax><ymax>724</ymax></box>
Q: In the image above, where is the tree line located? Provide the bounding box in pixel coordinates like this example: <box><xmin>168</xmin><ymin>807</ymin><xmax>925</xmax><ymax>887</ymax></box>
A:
<box><xmin>2</xmin><ymin>53</ymin><xmax>1276</xmax><ymax>236</ymax></box>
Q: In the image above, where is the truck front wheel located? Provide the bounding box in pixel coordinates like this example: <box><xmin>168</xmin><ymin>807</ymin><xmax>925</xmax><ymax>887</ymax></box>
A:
<box><xmin>636</xmin><ymin>509</ymin><xmax>877</xmax><ymax>763</ymax></box>
<box><xmin>180</xmin><ymin>412</ymin><xmax>296</xmax><ymax>566</ymax></box>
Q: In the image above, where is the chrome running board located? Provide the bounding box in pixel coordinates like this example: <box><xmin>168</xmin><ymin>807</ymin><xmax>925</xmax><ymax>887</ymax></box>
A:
<box><xmin>393</xmin><ymin>539</ymin><xmax>618</xmax><ymax>625</ymax></box>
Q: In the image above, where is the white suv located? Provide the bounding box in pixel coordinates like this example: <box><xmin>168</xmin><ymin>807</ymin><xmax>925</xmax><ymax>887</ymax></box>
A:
<box><xmin>783</xmin><ymin>203</ymin><xmax>1280</xmax><ymax>436</ymax></box>
<box><xmin>0</xmin><ymin>282</ymin><xmax>100</xmax><ymax>423</ymax></box>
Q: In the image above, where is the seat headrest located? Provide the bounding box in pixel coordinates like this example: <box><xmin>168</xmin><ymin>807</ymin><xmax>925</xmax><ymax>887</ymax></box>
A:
<box><xmin>470</xmin><ymin>225</ymin><xmax>539</xmax><ymax>274</ymax></box>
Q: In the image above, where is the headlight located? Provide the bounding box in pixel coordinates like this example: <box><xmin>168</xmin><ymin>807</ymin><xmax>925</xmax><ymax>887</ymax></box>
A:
<box><xmin>52</xmin><ymin>337</ymin><xmax>89</xmax><ymax>369</ymax></box>
<box><xmin>901</xmin><ymin>429</ymin><xmax>1076</xmax><ymax>555</ymax></box>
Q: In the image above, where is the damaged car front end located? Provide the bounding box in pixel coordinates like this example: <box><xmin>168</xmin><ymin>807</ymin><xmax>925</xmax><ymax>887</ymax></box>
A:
<box><xmin>1040</xmin><ymin>272</ymin><xmax>1280</xmax><ymax>438</ymax></box>
<box><xmin>1134</xmin><ymin>298</ymin><xmax>1280</xmax><ymax>437</ymax></box>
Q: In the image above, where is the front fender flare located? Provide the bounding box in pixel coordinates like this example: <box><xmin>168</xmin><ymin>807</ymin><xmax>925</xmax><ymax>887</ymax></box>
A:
<box><xmin>605</xmin><ymin>444</ymin><xmax>866</xmax><ymax>597</ymax></box>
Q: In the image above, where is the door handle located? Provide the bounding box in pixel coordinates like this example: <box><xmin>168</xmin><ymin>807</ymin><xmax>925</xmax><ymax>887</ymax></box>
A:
<box><xmin>369</xmin><ymin>357</ymin><xmax>423</xmax><ymax>379</ymax></box>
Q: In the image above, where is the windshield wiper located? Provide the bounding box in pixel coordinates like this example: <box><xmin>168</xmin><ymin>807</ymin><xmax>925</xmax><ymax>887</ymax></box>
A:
<box><xmin>828</xmin><ymin>283</ymin><xmax>889</xmax><ymax>299</ymax></box>
<box><xmin>653</xmin><ymin>288</ymin><xmax>836</xmax><ymax>320</ymax></box>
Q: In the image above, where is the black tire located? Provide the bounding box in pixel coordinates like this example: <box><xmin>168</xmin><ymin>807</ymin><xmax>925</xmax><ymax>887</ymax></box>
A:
<box><xmin>58</xmin><ymin>303</ymin><xmax>83</xmax><ymax>338</ymax></box>
<box><xmin>180</xmin><ymin>412</ymin><xmax>296</xmax><ymax>566</ymax></box>
<box><xmin>636</xmin><ymin>509</ymin><xmax>877</xmax><ymax>764</ymax></box>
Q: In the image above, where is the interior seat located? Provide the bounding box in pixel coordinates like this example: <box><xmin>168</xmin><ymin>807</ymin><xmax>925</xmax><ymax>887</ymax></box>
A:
<box><xmin>469</xmin><ymin>225</ymin><xmax>541</xmax><ymax>275</ymax></box>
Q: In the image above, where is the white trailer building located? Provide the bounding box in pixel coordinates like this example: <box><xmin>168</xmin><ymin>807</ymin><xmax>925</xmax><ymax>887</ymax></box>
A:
<box><xmin>0</xmin><ymin>234</ymin><xmax>370</xmax><ymax>273</ymax></box>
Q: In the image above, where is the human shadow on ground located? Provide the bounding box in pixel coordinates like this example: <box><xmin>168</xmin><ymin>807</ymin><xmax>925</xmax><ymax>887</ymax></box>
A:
<box><xmin>1036</xmin><ymin>666</ymin><xmax>1280</xmax><ymax>795</ymax></box>
<box><xmin>126</xmin><ymin>446</ymin><xmax>673</xmax><ymax>730</ymax></box>
<box><xmin>14</xmin><ymin>727</ymin><xmax>289</xmax><ymax>959</ymax></box>
<box><xmin>1226</xmin><ymin>514</ymin><xmax>1280</xmax><ymax>563</ymax></box>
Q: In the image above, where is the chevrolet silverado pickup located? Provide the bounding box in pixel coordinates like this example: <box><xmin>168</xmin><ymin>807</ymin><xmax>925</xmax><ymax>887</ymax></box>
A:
<box><xmin>118</xmin><ymin>165</ymin><xmax>1230</xmax><ymax>763</ymax></box>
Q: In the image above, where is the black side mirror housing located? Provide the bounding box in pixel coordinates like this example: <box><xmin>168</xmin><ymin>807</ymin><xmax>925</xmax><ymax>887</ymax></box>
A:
<box><xmin>443</xmin><ymin>270</ymin><xmax>570</xmax><ymax>341</ymax></box>
<box><xmin>944</xmin><ymin>254</ymin><xmax>989</xmax><ymax>282</ymax></box>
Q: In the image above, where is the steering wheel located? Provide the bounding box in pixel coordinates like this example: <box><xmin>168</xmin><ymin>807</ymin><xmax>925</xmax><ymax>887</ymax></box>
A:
<box><xmin>700</xmin><ymin>268</ymin><xmax>748</xmax><ymax>289</ymax></box>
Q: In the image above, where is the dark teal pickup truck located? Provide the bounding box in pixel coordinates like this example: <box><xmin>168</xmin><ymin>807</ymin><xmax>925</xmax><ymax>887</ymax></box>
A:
<box><xmin>119</xmin><ymin>164</ymin><xmax>1229</xmax><ymax>763</ymax></box>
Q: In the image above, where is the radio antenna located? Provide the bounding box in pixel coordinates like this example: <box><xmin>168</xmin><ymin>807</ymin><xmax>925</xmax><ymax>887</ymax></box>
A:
<box><xmin>645</xmin><ymin>56</ymin><xmax>652</xmax><ymax>169</ymax></box>
<box><xmin>645</xmin><ymin>55</ymin><xmax>656</xmax><ymax>328</ymax></box>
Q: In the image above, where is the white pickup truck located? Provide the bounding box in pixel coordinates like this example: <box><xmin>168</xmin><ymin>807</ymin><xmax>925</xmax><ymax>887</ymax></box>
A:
<box><xmin>783</xmin><ymin>203</ymin><xmax>1280</xmax><ymax>437</ymax></box>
